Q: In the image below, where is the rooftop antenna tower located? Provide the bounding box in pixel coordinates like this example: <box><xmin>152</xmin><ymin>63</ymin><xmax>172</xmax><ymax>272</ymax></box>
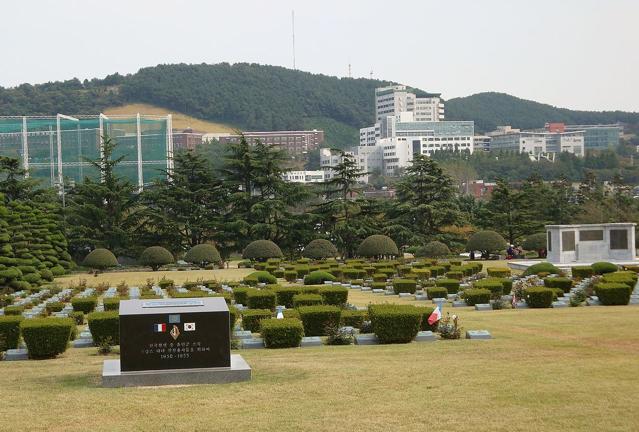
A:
<box><xmin>348</xmin><ymin>61</ymin><xmax>352</xmax><ymax>78</ymax></box>
<box><xmin>370</xmin><ymin>70</ymin><xmax>373</xmax><ymax>79</ymax></box>
<box><xmin>292</xmin><ymin>10</ymin><xmax>296</xmax><ymax>70</ymax></box>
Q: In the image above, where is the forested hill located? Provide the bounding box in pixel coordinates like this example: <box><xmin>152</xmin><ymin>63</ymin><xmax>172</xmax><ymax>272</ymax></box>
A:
<box><xmin>1</xmin><ymin>63</ymin><xmax>638</xmax><ymax>147</ymax></box>
<box><xmin>446</xmin><ymin>92</ymin><xmax>639</xmax><ymax>133</ymax></box>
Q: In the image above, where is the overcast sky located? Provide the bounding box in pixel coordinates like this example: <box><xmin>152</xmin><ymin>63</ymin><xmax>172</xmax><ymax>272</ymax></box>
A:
<box><xmin>2</xmin><ymin>0</ymin><xmax>638</xmax><ymax>111</ymax></box>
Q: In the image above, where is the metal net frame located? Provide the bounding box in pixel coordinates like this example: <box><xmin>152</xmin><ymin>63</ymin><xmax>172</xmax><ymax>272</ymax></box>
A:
<box><xmin>0</xmin><ymin>113</ymin><xmax>173</xmax><ymax>189</ymax></box>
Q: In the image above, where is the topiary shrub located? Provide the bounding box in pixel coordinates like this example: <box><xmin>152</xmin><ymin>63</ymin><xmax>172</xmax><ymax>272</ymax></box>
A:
<box><xmin>293</xmin><ymin>293</ymin><xmax>323</xmax><ymax>308</ymax></box>
<box><xmin>356</xmin><ymin>235</ymin><xmax>399</xmax><ymax>258</ymax></box>
<box><xmin>45</xmin><ymin>302</ymin><xmax>64</xmax><ymax>314</ymax></box>
<box><xmin>415</xmin><ymin>241</ymin><xmax>451</xmax><ymax>258</ymax></box>
<box><xmin>71</xmin><ymin>297</ymin><xmax>97</xmax><ymax>314</ymax></box>
<box><xmin>69</xmin><ymin>311</ymin><xmax>84</xmax><ymax>325</ymax></box>
<box><xmin>284</xmin><ymin>270</ymin><xmax>298</xmax><ymax>282</ymax></box>
<box><xmin>417</xmin><ymin>307</ymin><xmax>437</xmax><ymax>331</ymax></box>
<box><xmin>524</xmin><ymin>287</ymin><xmax>554</xmax><ymax>308</ymax></box>
<box><xmin>466</xmin><ymin>231</ymin><xmax>507</xmax><ymax>258</ymax></box>
<box><xmin>271</xmin><ymin>286</ymin><xmax>302</xmax><ymax>308</ymax></box>
<box><xmin>139</xmin><ymin>246</ymin><xmax>174</xmax><ymax>271</ymax></box>
<box><xmin>232</xmin><ymin>287</ymin><xmax>255</xmax><ymax>305</ymax></box>
<box><xmin>522</xmin><ymin>233</ymin><xmax>547</xmax><ymax>256</ymax></box>
<box><xmin>487</xmin><ymin>267</ymin><xmax>511</xmax><ymax>278</ymax></box>
<box><xmin>298</xmin><ymin>305</ymin><xmax>341</xmax><ymax>336</ymax></box>
<box><xmin>463</xmin><ymin>288</ymin><xmax>491</xmax><ymax>306</ymax></box>
<box><xmin>260</xmin><ymin>318</ymin><xmax>304</xmax><ymax>348</ymax></box>
<box><xmin>445</xmin><ymin>271</ymin><xmax>463</xmax><ymax>280</ymax></box>
<box><xmin>244</xmin><ymin>271</ymin><xmax>277</xmax><ymax>285</ymax></box>
<box><xmin>246</xmin><ymin>290</ymin><xmax>276</xmax><ymax>310</ymax></box>
<box><xmin>473</xmin><ymin>279</ymin><xmax>504</xmax><ymax>298</ymax></box>
<box><xmin>429</xmin><ymin>266</ymin><xmax>446</xmax><ymax>277</ymax></box>
<box><xmin>437</xmin><ymin>279</ymin><xmax>461</xmax><ymax>294</ymax></box>
<box><xmin>303</xmin><ymin>271</ymin><xmax>336</xmax><ymax>285</ymax></box>
<box><xmin>302</xmin><ymin>239</ymin><xmax>339</xmax><ymax>260</ymax></box>
<box><xmin>103</xmin><ymin>297</ymin><xmax>125</xmax><ymax>312</ymax></box>
<box><xmin>184</xmin><ymin>244</ymin><xmax>222</xmax><ymax>267</ymax></box>
<box><xmin>544</xmin><ymin>277</ymin><xmax>573</xmax><ymax>293</ymax></box>
<box><xmin>242</xmin><ymin>240</ymin><xmax>283</xmax><ymax>262</ymax></box>
<box><xmin>318</xmin><ymin>286</ymin><xmax>348</xmax><ymax>306</ymax></box>
<box><xmin>229</xmin><ymin>306</ymin><xmax>238</xmax><ymax>332</ymax></box>
<box><xmin>369</xmin><ymin>304</ymin><xmax>422</xmax><ymax>344</ymax></box>
<box><xmin>393</xmin><ymin>279</ymin><xmax>417</xmax><ymax>294</ymax></box>
<box><xmin>88</xmin><ymin>311</ymin><xmax>119</xmax><ymax>345</ymax></box>
<box><xmin>522</xmin><ymin>262</ymin><xmax>561</xmax><ymax>277</ymax></box>
<box><xmin>601</xmin><ymin>271</ymin><xmax>637</xmax><ymax>289</ymax></box>
<box><xmin>591</xmin><ymin>262</ymin><xmax>618</xmax><ymax>275</ymax></box>
<box><xmin>572</xmin><ymin>266</ymin><xmax>594</xmax><ymax>279</ymax></box>
<box><xmin>21</xmin><ymin>318</ymin><xmax>73</xmax><ymax>359</ymax></box>
<box><xmin>241</xmin><ymin>309</ymin><xmax>272</xmax><ymax>333</ymax></box>
<box><xmin>427</xmin><ymin>286</ymin><xmax>448</xmax><ymax>299</ymax></box>
<box><xmin>82</xmin><ymin>248</ymin><xmax>118</xmax><ymax>270</ymax></box>
<box><xmin>341</xmin><ymin>310</ymin><xmax>368</xmax><ymax>328</ymax></box>
<box><xmin>3</xmin><ymin>305</ymin><xmax>24</xmax><ymax>316</ymax></box>
<box><xmin>0</xmin><ymin>316</ymin><xmax>23</xmax><ymax>351</ymax></box>
<box><xmin>595</xmin><ymin>282</ymin><xmax>632</xmax><ymax>305</ymax></box>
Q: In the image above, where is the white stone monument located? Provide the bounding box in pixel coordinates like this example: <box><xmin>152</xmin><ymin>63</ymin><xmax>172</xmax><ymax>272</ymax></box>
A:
<box><xmin>546</xmin><ymin>223</ymin><xmax>636</xmax><ymax>264</ymax></box>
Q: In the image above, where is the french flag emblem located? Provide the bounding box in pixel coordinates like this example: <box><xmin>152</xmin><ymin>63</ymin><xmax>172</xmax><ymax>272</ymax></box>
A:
<box><xmin>154</xmin><ymin>323</ymin><xmax>166</xmax><ymax>332</ymax></box>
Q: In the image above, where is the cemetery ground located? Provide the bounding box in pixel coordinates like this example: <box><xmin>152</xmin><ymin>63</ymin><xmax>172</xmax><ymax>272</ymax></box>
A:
<box><xmin>2</xmin><ymin>264</ymin><xmax>638</xmax><ymax>432</ymax></box>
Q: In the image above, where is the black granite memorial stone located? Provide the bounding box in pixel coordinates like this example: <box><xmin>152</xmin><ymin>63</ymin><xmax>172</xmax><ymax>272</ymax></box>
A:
<box><xmin>119</xmin><ymin>298</ymin><xmax>231</xmax><ymax>372</ymax></box>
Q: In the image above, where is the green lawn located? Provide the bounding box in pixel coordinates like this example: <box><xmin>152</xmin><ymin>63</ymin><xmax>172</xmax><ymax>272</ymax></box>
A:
<box><xmin>2</xmin><ymin>302</ymin><xmax>638</xmax><ymax>431</ymax></box>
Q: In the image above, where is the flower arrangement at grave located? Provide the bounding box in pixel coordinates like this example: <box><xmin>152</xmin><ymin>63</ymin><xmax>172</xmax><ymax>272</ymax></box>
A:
<box><xmin>437</xmin><ymin>313</ymin><xmax>462</xmax><ymax>340</ymax></box>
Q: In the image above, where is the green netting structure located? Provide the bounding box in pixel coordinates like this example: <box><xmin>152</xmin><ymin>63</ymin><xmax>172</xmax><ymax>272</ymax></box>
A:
<box><xmin>0</xmin><ymin>114</ymin><xmax>173</xmax><ymax>188</ymax></box>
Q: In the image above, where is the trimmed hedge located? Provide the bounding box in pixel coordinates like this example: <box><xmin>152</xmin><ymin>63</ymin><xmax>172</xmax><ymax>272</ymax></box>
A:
<box><xmin>229</xmin><ymin>306</ymin><xmax>238</xmax><ymax>332</ymax></box>
<box><xmin>601</xmin><ymin>271</ymin><xmax>637</xmax><ymax>289</ymax></box>
<box><xmin>242</xmin><ymin>240</ymin><xmax>283</xmax><ymax>262</ymax></box>
<box><xmin>595</xmin><ymin>283</ymin><xmax>632</xmax><ymax>305</ymax></box>
<box><xmin>103</xmin><ymin>297</ymin><xmax>124</xmax><ymax>312</ymax></box>
<box><xmin>473</xmin><ymin>279</ymin><xmax>504</xmax><ymax>297</ymax></box>
<box><xmin>241</xmin><ymin>309</ymin><xmax>272</xmax><ymax>333</ymax></box>
<box><xmin>341</xmin><ymin>310</ymin><xmax>367</xmax><ymax>328</ymax></box>
<box><xmin>463</xmin><ymin>288</ymin><xmax>491</xmax><ymax>306</ymax></box>
<box><xmin>69</xmin><ymin>311</ymin><xmax>84</xmax><ymax>325</ymax></box>
<box><xmin>524</xmin><ymin>287</ymin><xmax>554</xmax><ymax>308</ymax></box>
<box><xmin>246</xmin><ymin>290</ymin><xmax>276</xmax><ymax>310</ymax></box>
<box><xmin>45</xmin><ymin>302</ymin><xmax>65</xmax><ymax>314</ymax></box>
<box><xmin>417</xmin><ymin>307</ymin><xmax>437</xmax><ymax>331</ymax></box>
<box><xmin>303</xmin><ymin>271</ymin><xmax>336</xmax><ymax>285</ymax></box>
<box><xmin>429</xmin><ymin>266</ymin><xmax>446</xmax><ymax>277</ymax></box>
<box><xmin>369</xmin><ymin>304</ymin><xmax>422</xmax><ymax>344</ymax></box>
<box><xmin>272</xmin><ymin>286</ymin><xmax>303</xmax><ymax>308</ymax></box>
<box><xmin>3</xmin><ymin>305</ymin><xmax>24</xmax><ymax>316</ymax></box>
<box><xmin>427</xmin><ymin>286</ymin><xmax>448</xmax><ymax>300</ymax></box>
<box><xmin>260</xmin><ymin>318</ymin><xmax>304</xmax><ymax>348</ymax></box>
<box><xmin>232</xmin><ymin>287</ymin><xmax>256</xmax><ymax>305</ymax></box>
<box><xmin>523</xmin><ymin>262</ymin><xmax>561</xmax><ymax>277</ymax></box>
<box><xmin>21</xmin><ymin>318</ymin><xmax>73</xmax><ymax>359</ymax></box>
<box><xmin>293</xmin><ymin>293</ymin><xmax>323</xmax><ymax>308</ymax></box>
<box><xmin>544</xmin><ymin>277</ymin><xmax>573</xmax><ymax>293</ymax></box>
<box><xmin>445</xmin><ymin>271</ymin><xmax>463</xmax><ymax>280</ymax></box>
<box><xmin>71</xmin><ymin>297</ymin><xmax>97</xmax><ymax>314</ymax></box>
<box><xmin>357</xmin><ymin>235</ymin><xmax>399</xmax><ymax>258</ymax></box>
<box><xmin>318</xmin><ymin>286</ymin><xmax>348</xmax><ymax>306</ymax></box>
<box><xmin>0</xmin><ymin>316</ymin><xmax>22</xmax><ymax>351</ymax></box>
<box><xmin>82</xmin><ymin>248</ymin><xmax>118</xmax><ymax>270</ymax></box>
<box><xmin>592</xmin><ymin>262</ymin><xmax>619</xmax><ymax>275</ymax></box>
<box><xmin>299</xmin><ymin>305</ymin><xmax>341</xmax><ymax>336</ymax></box>
<box><xmin>244</xmin><ymin>271</ymin><xmax>278</xmax><ymax>286</ymax></box>
<box><xmin>412</xmin><ymin>268</ymin><xmax>431</xmax><ymax>280</ymax></box>
<box><xmin>437</xmin><ymin>279</ymin><xmax>461</xmax><ymax>294</ymax></box>
<box><xmin>572</xmin><ymin>266</ymin><xmax>594</xmax><ymax>279</ymax></box>
<box><xmin>88</xmin><ymin>311</ymin><xmax>119</xmax><ymax>345</ymax></box>
<box><xmin>283</xmin><ymin>270</ymin><xmax>298</xmax><ymax>282</ymax></box>
<box><xmin>487</xmin><ymin>267</ymin><xmax>511</xmax><ymax>278</ymax></box>
<box><xmin>393</xmin><ymin>279</ymin><xmax>417</xmax><ymax>294</ymax></box>
<box><xmin>302</xmin><ymin>239</ymin><xmax>339</xmax><ymax>259</ymax></box>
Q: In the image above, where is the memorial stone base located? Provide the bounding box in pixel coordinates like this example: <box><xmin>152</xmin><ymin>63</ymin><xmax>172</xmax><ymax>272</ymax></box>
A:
<box><xmin>102</xmin><ymin>354</ymin><xmax>251</xmax><ymax>388</ymax></box>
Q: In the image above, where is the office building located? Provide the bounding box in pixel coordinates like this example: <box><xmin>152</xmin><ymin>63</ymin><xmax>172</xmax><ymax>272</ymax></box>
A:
<box><xmin>218</xmin><ymin>130</ymin><xmax>324</xmax><ymax>156</ymax></box>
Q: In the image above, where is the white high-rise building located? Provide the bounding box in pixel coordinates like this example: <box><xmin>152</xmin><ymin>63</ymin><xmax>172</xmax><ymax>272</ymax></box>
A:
<box><xmin>374</xmin><ymin>85</ymin><xmax>444</xmax><ymax>123</ymax></box>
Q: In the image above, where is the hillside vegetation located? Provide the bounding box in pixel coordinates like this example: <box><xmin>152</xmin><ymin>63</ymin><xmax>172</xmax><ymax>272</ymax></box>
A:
<box><xmin>1</xmin><ymin>63</ymin><xmax>638</xmax><ymax>147</ymax></box>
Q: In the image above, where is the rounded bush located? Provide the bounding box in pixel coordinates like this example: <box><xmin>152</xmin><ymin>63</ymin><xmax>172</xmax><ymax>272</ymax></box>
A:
<box><xmin>244</xmin><ymin>271</ymin><xmax>277</xmax><ymax>285</ymax></box>
<box><xmin>466</xmin><ymin>231</ymin><xmax>507</xmax><ymax>255</ymax></box>
<box><xmin>415</xmin><ymin>241</ymin><xmax>451</xmax><ymax>258</ymax></box>
<box><xmin>522</xmin><ymin>262</ymin><xmax>561</xmax><ymax>277</ymax></box>
<box><xmin>341</xmin><ymin>310</ymin><xmax>368</xmax><ymax>328</ymax></box>
<box><xmin>594</xmin><ymin>283</ymin><xmax>632</xmax><ymax>305</ymax></box>
<box><xmin>522</xmin><ymin>233</ymin><xmax>547</xmax><ymax>252</ymax></box>
<box><xmin>592</xmin><ymin>262</ymin><xmax>618</xmax><ymax>275</ymax></box>
<box><xmin>487</xmin><ymin>267</ymin><xmax>511</xmax><ymax>278</ymax></box>
<box><xmin>463</xmin><ymin>288</ymin><xmax>491</xmax><ymax>306</ymax></box>
<box><xmin>139</xmin><ymin>246</ymin><xmax>174</xmax><ymax>271</ymax></box>
<box><xmin>21</xmin><ymin>318</ymin><xmax>73</xmax><ymax>359</ymax></box>
<box><xmin>356</xmin><ymin>235</ymin><xmax>399</xmax><ymax>258</ymax></box>
<box><xmin>572</xmin><ymin>266</ymin><xmax>594</xmax><ymax>279</ymax></box>
<box><xmin>293</xmin><ymin>293</ymin><xmax>323</xmax><ymax>308</ymax></box>
<box><xmin>427</xmin><ymin>286</ymin><xmax>448</xmax><ymax>299</ymax></box>
<box><xmin>241</xmin><ymin>309</ymin><xmax>272</xmax><ymax>333</ymax></box>
<box><xmin>544</xmin><ymin>277</ymin><xmax>573</xmax><ymax>293</ymax></box>
<box><xmin>242</xmin><ymin>240</ymin><xmax>283</xmax><ymax>262</ymax></box>
<box><xmin>437</xmin><ymin>279</ymin><xmax>461</xmax><ymax>294</ymax></box>
<box><xmin>88</xmin><ymin>311</ymin><xmax>119</xmax><ymax>345</ymax></box>
<box><xmin>369</xmin><ymin>304</ymin><xmax>422</xmax><ymax>344</ymax></box>
<box><xmin>246</xmin><ymin>290</ymin><xmax>276</xmax><ymax>310</ymax></box>
<box><xmin>393</xmin><ymin>279</ymin><xmax>417</xmax><ymax>294</ymax></box>
<box><xmin>0</xmin><ymin>316</ymin><xmax>23</xmax><ymax>351</ymax></box>
<box><xmin>302</xmin><ymin>239</ymin><xmax>338</xmax><ymax>260</ymax></box>
<box><xmin>260</xmin><ymin>318</ymin><xmax>304</xmax><ymax>348</ymax></box>
<box><xmin>473</xmin><ymin>279</ymin><xmax>504</xmax><ymax>297</ymax></box>
<box><xmin>82</xmin><ymin>248</ymin><xmax>118</xmax><ymax>270</ymax></box>
<box><xmin>524</xmin><ymin>287</ymin><xmax>554</xmax><ymax>308</ymax></box>
<box><xmin>71</xmin><ymin>297</ymin><xmax>97</xmax><ymax>314</ymax></box>
<box><xmin>298</xmin><ymin>305</ymin><xmax>341</xmax><ymax>336</ymax></box>
<box><xmin>318</xmin><ymin>286</ymin><xmax>349</xmax><ymax>306</ymax></box>
<box><xmin>184</xmin><ymin>244</ymin><xmax>222</xmax><ymax>266</ymax></box>
<box><xmin>303</xmin><ymin>271</ymin><xmax>336</xmax><ymax>285</ymax></box>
